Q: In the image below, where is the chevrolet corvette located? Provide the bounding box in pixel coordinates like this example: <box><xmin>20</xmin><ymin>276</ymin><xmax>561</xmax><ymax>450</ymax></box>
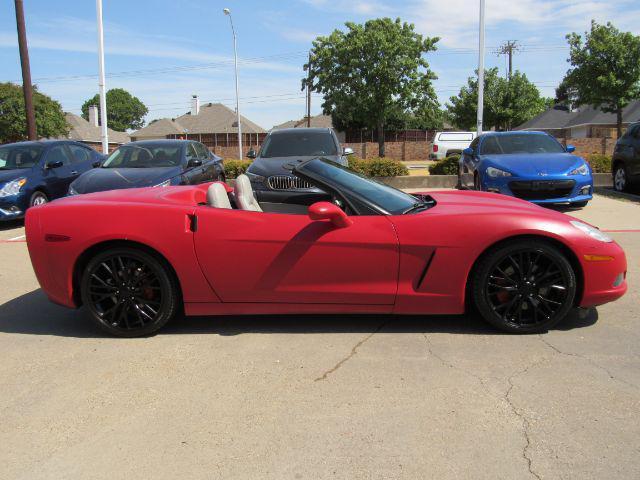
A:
<box><xmin>26</xmin><ymin>158</ymin><xmax>627</xmax><ymax>337</ymax></box>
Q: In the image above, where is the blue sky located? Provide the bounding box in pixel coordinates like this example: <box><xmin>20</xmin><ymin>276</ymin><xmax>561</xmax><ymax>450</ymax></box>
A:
<box><xmin>1</xmin><ymin>0</ymin><xmax>639</xmax><ymax>130</ymax></box>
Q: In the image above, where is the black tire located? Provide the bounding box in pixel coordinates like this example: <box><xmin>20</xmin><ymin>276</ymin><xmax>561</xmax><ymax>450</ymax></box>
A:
<box><xmin>572</xmin><ymin>201</ymin><xmax>588</xmax><ymax>208</ymax></box>
<box><xmin>81</xmin><ymin>247</ymin><xmax>180</xmax><ymax>337</ymax></box>
<box><xmin>30</xmin><ymin>190</ymin><xmax>48</xmax><ymax>207</ymax></box>
<box><xmin>472</xmin><ymin>239</ymin><xmax>576</xmax><ymax>333</ymax></box>
<box><xmin>473</xmin><ymin>173</ymin><xmax>482</xmax><ymax>191</ymax></box>
<box><xmin>613</xmin><ymin>163</ymin><xmax>629</xmax><ymax>192</ymax></box>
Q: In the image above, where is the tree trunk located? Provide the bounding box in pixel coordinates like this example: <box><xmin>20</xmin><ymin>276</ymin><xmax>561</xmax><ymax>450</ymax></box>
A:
<box><xmin>377</xmin><ymin>119</ymin><xmax>385</xmax><ymax>157</ymax></box>
<box><xmin>616</xmin><ymin>106</ymin><xmax>623</xmax><ymax>139</ymax></box>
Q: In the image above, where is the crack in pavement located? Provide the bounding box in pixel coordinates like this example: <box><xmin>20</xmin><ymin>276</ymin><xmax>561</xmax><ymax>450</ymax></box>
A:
<box><xmin>504</xmin><ymin>357</ymin><xmax>550</xmax><ymax>480</ymax></box>
<box><xmin>422</xmin><ymin>333</ymin><xmax>545</xmax><ymax>479</ymax></box>
<box><xmin>314</xmin><ymin>320</ymin><xmax>390</xmax><ymax>382</ymax></box>
<box><xmin>538</xmin><ymin>335</ymin><xmax>639</xmax><ymax>390</ymax></box>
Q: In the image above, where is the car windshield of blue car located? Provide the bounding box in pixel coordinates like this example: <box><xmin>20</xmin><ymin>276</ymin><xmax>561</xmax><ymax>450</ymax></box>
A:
<box><xmin>0</xmin><ymin>144</ymin><xmax>44</xmax><ymax>170</ymax></box>
<box><xmin>102</xmin><ymin>145</ymin><xmax>181</xmax><ymax>168</ymax></box>
<box><xmin>480</xmin><ymin>134</ymin><xmax>565</xmax><ymax>155</ymax></box>
<box><xmin>296</xmin><ymin>158</ymin><xmax>426</xmax><ymax>215</ymax></box>
<box><xmin>260</xmin><ymin>132</ymin><xmax>338</xmax><ymax>158</ymax></box>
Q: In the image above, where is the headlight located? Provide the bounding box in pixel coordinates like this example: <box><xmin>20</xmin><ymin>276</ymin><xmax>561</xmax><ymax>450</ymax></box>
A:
<box><xmin>246</xmin><ymin>171</ymin><xmax>266</xmax><ymax>183</ymax></box>
<box><xmin>570</xmin><ymin>221</ymin><xmax>613</xmax><ymax>243</ymax></box>
<box><xmin>0</xmin><ymin>178</ymin><xmax>27</xmax><ymax>197</ymax></box>
<box><xmin>568</xmin><ymin>163</ymin><xmax>589</xmax><ymax>176</ymax></box>
<box><xmin>153</xmin><ymin>179</ymin><xmax>171</xmax><ymax>187</ymax></box>
<box><xmin>486</xmin><ymin>167</ymin><xmax>511</xmax><ymax>178</ymax></box>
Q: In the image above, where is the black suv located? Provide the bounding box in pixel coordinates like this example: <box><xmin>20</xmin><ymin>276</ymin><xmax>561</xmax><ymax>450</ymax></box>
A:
<box><xmin>612</xmin><ymin>122</ymin><xmax>640</xmax><ymax>192</ymax></box>
<box><xmin>245</xmin><ymin>128</ymin><xmax>353</xmax><ymax>206</ymax></box>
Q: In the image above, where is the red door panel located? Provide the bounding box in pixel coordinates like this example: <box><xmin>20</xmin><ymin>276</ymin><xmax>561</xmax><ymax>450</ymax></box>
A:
<box><xmin>194</xmin><ymin>208</ymin><xmax>399</xmax><ymax>305</ymax></box>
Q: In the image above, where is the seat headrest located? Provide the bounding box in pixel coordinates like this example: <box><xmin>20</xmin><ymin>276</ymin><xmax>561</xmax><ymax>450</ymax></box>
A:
<box><xmin>206</xmin><ymin>182</ymin><xmax>232</xmax><ymax>209</ymax></box>
<box><xmin>235</xmin><ymin>174</ymin><xmax>262</xmax><ymax>212</ymax></box>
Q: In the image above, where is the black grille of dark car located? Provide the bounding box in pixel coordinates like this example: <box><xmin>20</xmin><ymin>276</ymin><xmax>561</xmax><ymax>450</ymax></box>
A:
<box><xmin>267</xmin><ymin>175</ymin><xmax>314</xmax><ymax>190</ymax></box>
<box><xmin>508</xmin><ymin>180</ymin><xmax>576</xmax><ymax>200</ymax></box>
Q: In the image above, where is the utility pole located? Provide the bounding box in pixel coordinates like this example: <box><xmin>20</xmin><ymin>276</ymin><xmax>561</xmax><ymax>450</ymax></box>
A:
<box><xmin>14</xmin><ymin>0</ymin><xmax>36</xmax><ymax>140</ymax></box>
<box><xmin>476</xmin><ymin>0</ymin><xmax>485</xmax><ymax>136</ymax></box>
<box><xmin>496</xmin><ymin>40</ymin><xmax>519</xmax><ymax>79</ymax></box>
<box><xmin>304</xmin><ymin>52</ymin><xmax>312</xmax><ymax>127</ymax></box>
<box><xmin>96</xmin><ymin>0</ymin><xmax>109</xmax><ymax>153</ymax></box>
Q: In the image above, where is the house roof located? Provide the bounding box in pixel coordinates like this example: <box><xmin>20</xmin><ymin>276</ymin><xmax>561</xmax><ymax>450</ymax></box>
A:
<box><xmin>131</xmin><ymin>118</ymin><xmax>186</xmax><ymax>139</ymax></box>
<box><xmin>517</xmin><ymin>100</ymin><xmax>640</xmax><ymax>131</ymax></box>
<box><xmin>175</xmin><ymin>103</ymin><xmax>266</xmax><ymax>134</ymax></box>
<box><xmin>516</xmin><ymin>106</ymin><xmax>578</xmax><ymax>130</ymax></box>
<box><xmin>64</xmin><ymin>113</ymin><xmax>130</xmax><ymax>144</ymax></box>
<box><xmin>272</xmin><ymin>114</ymin><xmax>334</xmax><ymax>130</ymax></box>
<box><xmin>564</xmin><ymin>100</ymin><xmax>640</xmax><ymax>128</ymax></box>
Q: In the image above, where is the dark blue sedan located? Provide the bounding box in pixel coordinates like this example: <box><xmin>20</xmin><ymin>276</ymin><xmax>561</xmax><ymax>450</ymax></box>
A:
<box><xmin>68</xmin><ymin>140</ymin><xmax>224</xmax><ymax>196</ymax></box>
<box><xmin>459</xmin><ymin>131</ymin><xmax>593</xmax><ymax>207</ymax></box>
<box><xmin>0</xmin><ymin>140</ymin><xmax>103</xmax><ymax>221</ymax></box>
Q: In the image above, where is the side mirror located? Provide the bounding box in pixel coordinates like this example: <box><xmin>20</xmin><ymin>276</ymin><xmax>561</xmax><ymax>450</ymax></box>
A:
<box><xmin>187</xmin><ymin>158</ymin><xmax>203</xmax><ymax>168</ymax></box>
<box><xmin>462</xmin><ymin>147</ymin><xmax>474</xmax><ymax>156</ymax></box>
<box><xmin>343</xmin><ymin>147</ymin><xmax>354</xmax><ymax>156</ymax></box>
<box><xmin>308</xmin><ymin>201</ymin><xmax>352</xmax><ymax>228</ymax></box>
<box><xmin>566</xmin><ymin>144</ymin><xmax>576</xmax><ymax>153</ymax></box>
<box><xmin>247</xmin><ymin>149</ymin><xmax>257</xmax><ymax>159</ymax></box>
<box><xmin>46</xmin><ymin>160</ymin><xmax>63</xmax><ymax>169</ymax></box>
<box><xmin>92</xmin><ymin>160</ymin><xmax>102</xmax><ymax>168</ymax></box>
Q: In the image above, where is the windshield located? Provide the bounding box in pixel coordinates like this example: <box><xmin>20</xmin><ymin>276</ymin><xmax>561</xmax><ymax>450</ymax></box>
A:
<box><xmin>102</xmin><ymin>144</ymin><xmax>182</xmax><ymax>168</ymax></box>
<box><xmin>480</xmin><ymin>134</ymin><xmax>565</xmax><ymax>155</ymax></box>
<box><xmin>0</xmin><ymin>144</ymin><xmax>44</xmax><ymax>170</ymax></box>
<box><xmin>261</xmin><ymin>131</ymin><xmax>338</xmax><ymax>158</ymax></box>
<box><xmin>296</xmin><ymin>158</ymin><xmax>422</xmax><ymax>215</ymax></box>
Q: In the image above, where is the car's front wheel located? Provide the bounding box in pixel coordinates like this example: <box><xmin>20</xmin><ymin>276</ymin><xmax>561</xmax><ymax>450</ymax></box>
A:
<box><xmin>81</xmin><ymin>247</ymin><xmax>180</xmax><ymax>337</ymax></box>
<box><xmin>472</xmin><ymin>239</ymin><xmax>577</xmax><ymax>333</ymax></box>
<box><xmin>613</xmin><ymin>164</ymin><xmax>628</xmax><ymax>192</ymax></box>
<box><xmin>30</xmin><ymin>191</ymin><xmax>48</xmax><ymax>207</ymax></box>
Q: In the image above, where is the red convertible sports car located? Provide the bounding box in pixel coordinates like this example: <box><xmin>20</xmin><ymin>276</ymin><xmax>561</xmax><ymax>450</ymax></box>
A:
<box><xmin>26</xmin><ymin>158</ymin><xmax>627</xmax><ymax>337</ymax></box>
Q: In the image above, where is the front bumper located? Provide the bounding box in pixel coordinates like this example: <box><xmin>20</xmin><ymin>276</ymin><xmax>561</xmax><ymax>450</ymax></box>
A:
<box><xmin>483</xmin><ymin>174</ymin><xmax>593</xmax><ymax>205</ymax></box>
<box><xmin>0</xmin><ymin>193</ymin><xmax>28</xmax><ymax>221</ymax></box>
<box><xmin>578</xmin><ymin>240</ymin><xmax>627</xmax><ymax>307</ymax></box>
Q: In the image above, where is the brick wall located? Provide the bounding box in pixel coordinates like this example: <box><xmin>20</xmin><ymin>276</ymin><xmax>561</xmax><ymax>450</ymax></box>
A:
<box><xmin>342</xmin><ymin>141</ymin><xmax>432</xmax><ymax>161</ymax></box>
<box><xmin>561</xmin><ymin>137</ymin><xmax>615</xmax><ymax>156</ymax></box>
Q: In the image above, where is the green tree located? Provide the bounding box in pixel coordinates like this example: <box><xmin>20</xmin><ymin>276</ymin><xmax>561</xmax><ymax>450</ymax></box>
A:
<box><xmin>81</xmin><ymin>88</ymin><xmax>148</xmax><ymax>132</ymax></box>
<box><xmin>446</xmin><ymin>68</ymin><xmax>548</xmax><ymax>131</ymax></box>
<box><xmin>564</xmin><ymin>21</ymin><xmax>640</xmax><ymax>138</ymax></box>
<box><xmin>0</xmin><ymin>82</ymin><xmax>69</xmax><ymax>143</ymax></box>
<box><xmin>306</xmin><ymin>17</ymin><xmax>440</xmax><ymax>156</ymax></box>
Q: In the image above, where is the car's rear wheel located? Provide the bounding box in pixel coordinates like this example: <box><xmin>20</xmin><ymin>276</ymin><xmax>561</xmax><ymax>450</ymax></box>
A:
<box><xmin>472</xmin><ymin>240</ymin><xmax>576</xmax><ymax>333</ymax></box>
<box><xmin>613</xmin><ymin>164</ymin><xmax>628</xmax><ymax>192</ymax></box>
<box><xmin>572</xmin><ymin>201</ymin><xmax>588</xmax><ymax>208</ymax></box>
<box><xmin>30</xmin><ymin>191</ymin><xmax>48</xmax><ymax>207</ymax></box>
<box><xmin>81</xmin><ymin>247</ymin><xmax>179</xmax><ymax>337</ymax></box>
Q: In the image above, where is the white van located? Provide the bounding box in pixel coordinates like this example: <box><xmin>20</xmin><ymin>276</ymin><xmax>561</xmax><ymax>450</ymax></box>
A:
<box><xmin>430</xmin><ymin>131</ymin><xmax>476</xmax><ymax>160</ymax></box>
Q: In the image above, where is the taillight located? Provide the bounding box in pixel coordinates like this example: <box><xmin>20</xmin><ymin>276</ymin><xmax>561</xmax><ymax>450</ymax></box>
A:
<box><xmin>433</xmin><ymin>145</ymin><xmax>439</xmax><ymax>152</ymax></box>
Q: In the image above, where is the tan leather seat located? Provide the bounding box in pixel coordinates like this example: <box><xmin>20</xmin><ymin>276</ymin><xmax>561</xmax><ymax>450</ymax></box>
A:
<box><xmin>206</xmin><ymin>182</ymin><xmax>232</xmax><ymax>209</ymax></box>
<box><xmin>234</xmin><ymin>174</ymin><xmax>262</xmax><ymax>212</ymax></box>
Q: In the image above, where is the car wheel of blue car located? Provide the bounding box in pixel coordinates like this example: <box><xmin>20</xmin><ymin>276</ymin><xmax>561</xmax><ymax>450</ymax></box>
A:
<box><xmin>30</xmin><ymin>191</ymin><xmax>48</xmax><ymax>207</ymax></box>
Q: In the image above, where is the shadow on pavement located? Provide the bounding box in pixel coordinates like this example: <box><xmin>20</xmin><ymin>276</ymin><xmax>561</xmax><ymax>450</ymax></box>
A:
<box><xmin>0</xmin><ymin>289</ymin><xmax>599</xmax><ymax>338</ymax></box>
<box><xmin>0</xmin><ymin>219</ymin><xmax>24</xmax><ymax>231</ymax></box>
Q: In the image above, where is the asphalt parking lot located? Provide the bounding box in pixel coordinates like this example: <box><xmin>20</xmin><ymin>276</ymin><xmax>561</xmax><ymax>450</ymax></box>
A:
<box><xmin>1</xmin><ymin>193</ymin><xmax>639</xmax><ymax>479</ymax></box>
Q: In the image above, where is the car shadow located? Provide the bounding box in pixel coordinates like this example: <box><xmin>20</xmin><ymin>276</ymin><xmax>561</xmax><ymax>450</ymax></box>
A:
<box><xmin>0</xmin><ymin>219</ymin><xmax>24</xmax><ymax>231</ymax></box>
<box><xmin>0</xmin><ymin>289</ymin><xmax>599</xmax><ymax>339</ymax></box>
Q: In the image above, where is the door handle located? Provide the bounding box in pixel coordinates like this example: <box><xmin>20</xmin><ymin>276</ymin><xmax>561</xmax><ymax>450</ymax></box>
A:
<box><xmin>70</xmin><ymin>170</ymin><xmax>78</xmax><ymax>175</ymax></box>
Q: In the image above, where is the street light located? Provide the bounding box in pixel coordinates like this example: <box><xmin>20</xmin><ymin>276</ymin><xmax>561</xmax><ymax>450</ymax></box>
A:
<box><xmin>223</xmin><ymin>7</ymin><xmax>242</xmax><ymax>160</ymax></box>
<box><xmin>476</xmin><ymin>0</ymin><xmax>485</xmax><ymax>136</ymax></box>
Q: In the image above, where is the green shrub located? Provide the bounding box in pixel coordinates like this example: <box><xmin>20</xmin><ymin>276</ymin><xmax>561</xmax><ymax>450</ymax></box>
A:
<box><xmin>428</xmin><ymin>155</ymin><xmax>460</xmax><ymax>175</ymax></box>
<box><xmin>224</xmin><ymin>159</ymin><xmax>252</xmax><ymax>178</ymax></box>
<box><xmin>347</xmin><ymin>157</ymin><xmax>408</xmax><ymax>177</ymax></box>
<box><xmin>585</xmin><ymin>154</ymin><xmax>612</xmax><ymax>173</ymax></box>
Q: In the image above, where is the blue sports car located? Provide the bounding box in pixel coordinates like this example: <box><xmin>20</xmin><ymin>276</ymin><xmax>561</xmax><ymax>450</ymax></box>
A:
<box><xmin>459</xmin><ymin>131</ymin><xmax>593</xmax><ymax>207</ymax></box>
<box><xmin>0</xmin><ymin>140</ymin><xmax>103</xmax><ymax>221</ymax></box>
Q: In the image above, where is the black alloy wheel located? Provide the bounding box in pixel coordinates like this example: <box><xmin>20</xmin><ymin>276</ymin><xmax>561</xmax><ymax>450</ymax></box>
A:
<box><xmin>473</xmin><ymin>240</ymin><xmax>576</xmax><ymax>333</ymax></box>
<box><xmin>81</xmin><ymin>247</ymin><xmax>179</xmax><ymax>337</ymax></box>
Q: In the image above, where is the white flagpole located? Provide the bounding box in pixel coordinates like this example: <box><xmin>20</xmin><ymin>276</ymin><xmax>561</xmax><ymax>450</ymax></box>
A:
<box><xmin>477</xmin><ymin>0</ymin><xmax>485</xmax><ymax>136</ymax></box>
<box><xmin>96</xmin><ymin>0</ymin><xmax>109</xmax><ymax>153</ymax></box>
